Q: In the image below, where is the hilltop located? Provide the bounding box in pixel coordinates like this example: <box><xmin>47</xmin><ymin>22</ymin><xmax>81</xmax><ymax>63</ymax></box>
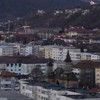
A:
<box><xmin>16</xmin><ymin>4</ymin><xmax>100</xmax><ymax>29</ymax></box>
<box><xmin>0</xmin><ymin>0</ymin><xmax>84</xmax><ymax>20</ymax></box>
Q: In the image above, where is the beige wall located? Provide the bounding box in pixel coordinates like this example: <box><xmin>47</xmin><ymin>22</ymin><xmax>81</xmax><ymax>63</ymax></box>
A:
<box><xmin>95</xmin><ymin>68</ymin><xmax>100</xmax><ymax>86</ymax></box>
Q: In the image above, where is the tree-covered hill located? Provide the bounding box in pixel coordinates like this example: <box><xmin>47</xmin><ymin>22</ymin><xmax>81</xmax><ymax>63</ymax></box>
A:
<box><xmin>16</xmin><ymin>4</ymin><xmax>100</xmax><ymax>29</ymax></box>
<box><xmin>0</xmin><ymin>0</ymin><xmax>83</xmax><ymax>20</ymax></box>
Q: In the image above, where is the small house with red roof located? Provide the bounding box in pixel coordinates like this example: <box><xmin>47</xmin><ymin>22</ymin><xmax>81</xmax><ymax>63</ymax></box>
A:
<box><xmin>65</xmin><ymin>27</ymin><xmax>95</xmax><ymax>37</ymax></box>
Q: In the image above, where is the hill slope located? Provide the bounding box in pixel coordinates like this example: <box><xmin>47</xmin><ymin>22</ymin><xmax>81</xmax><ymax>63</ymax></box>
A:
<box><xmin>0</xmin><ymin>0</ymin><xmax>83</xmax><ymax>20</ymax></box>
<box><xmin>18</xmin><ymin>4</ymin><xmax>100</xmax><ymax>29</ymax></box>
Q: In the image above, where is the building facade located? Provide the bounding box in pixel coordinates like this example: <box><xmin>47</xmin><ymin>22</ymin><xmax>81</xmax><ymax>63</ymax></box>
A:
<box><xmin>0</xmin><ymin>46</ymin><xmax>14</xmax><ymax>56</ymax></box>
<box><xmin>95</xmin><ymin>67</ymin><xmax>100</xmax><ymax>87</ymax></box>
<box><xmin>39</xmin><ymin>45</ymin><xmax>81</xmax><ymax>61</ymax></box>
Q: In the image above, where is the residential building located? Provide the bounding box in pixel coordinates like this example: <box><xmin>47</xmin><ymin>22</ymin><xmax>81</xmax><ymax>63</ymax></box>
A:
<box><xmin>0</xmin><ymin>71</ymin><xmax>19</xmax><ymax>91</ymax></box>
<box><xmin>95</xmin><ymin>66</ymin><xmax>100</xmax><ymax>87</ymax></box>
<box><xmin>19</xmin><ymin>45</ymin><xmax>33</xmax><ymax>56</ymax></box>
<box><xmin>0</xmin><ymin>90</ymin><xmax>33</xmax><ymax>100</ymax></box>
<box><xmin>0</xmin><ymin>45</ymin><xmax>14</xmax><ymax>56</ymax></box>
<box><xmin>19</xmin><ymin>79</ymin><xmax>100</xmax><ymax>100</ymax></box>
<box><xmin>90</xmin><ymin>0</ymin><xmax>97</xmax><ymax>5</ymax></box>
<box><xmin>65</xmin><ymin>27</ymin><xmax>95</xmax><ymax>37</ymax></box>
<box><xmin>39</xmin><ymin>45</ymin><xmax>81</xmax><ymax>61</ymax></box>
<box><xmin>0</xmin><ymin>56</ymin><xmax>52</xmax><ymax>75</ymax></box>
<box><xmin>54</xmin><ymin>35</ymin><xmax>76</xmax><ymax>43</ymax></box>
<box><xmin>74</xmin><ymin>60</ymin><xmax>100</xmax><ymax>88</ymax></box>
<box><xmin>70</xmin><ymin>52</ymin><xmax>100</xmax><ymax>61</ymax></box>
<box><xmin>39</xmin><ymin>45</ymin><xmax>100</xmax><ymax>61</ymax></box>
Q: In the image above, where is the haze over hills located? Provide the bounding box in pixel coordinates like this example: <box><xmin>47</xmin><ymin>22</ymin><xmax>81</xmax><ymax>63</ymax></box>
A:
<box><xmin>0</xmin><ymin>0</ymin><xmax>100</xmax><ymax>29</ymax></box>
<box><xmin>0</xmin><ymin>0</ymin><xmax>84</xmax><ymax>20</ymax></box>
<box><xmin>17</xmin><ymin>4</ymin><xmax>100</xmax><ymax>29</ymax></box>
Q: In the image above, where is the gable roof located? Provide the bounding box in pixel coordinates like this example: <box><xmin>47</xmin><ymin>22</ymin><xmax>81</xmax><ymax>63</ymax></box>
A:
<box><xmin>74</xmin><ymin>60</ymin><xmax>100</xmax><ymax>69</ymax></box>
<box><xmin>30</xmin><ymin>67</ymin><xmax>43</xmax><ymax>77</ymax></box>
<box><xmin>0</xmin><ymin>56</ymin><xmax>51</xmax><ymax>64</ymax></box>
<box><xmin>0</xmin><ymin>71</ymin><xmax>17</xmax><ymax>78</ymax></box>
<box><xmin>64</xmin><ymin>51</ymin><xmax>72</xmax><ymax>63</ymax></box>
<box><xmin>47</xmin><ymin>58</ymin><xmax>54</xmax><ymax>66</ymax></box>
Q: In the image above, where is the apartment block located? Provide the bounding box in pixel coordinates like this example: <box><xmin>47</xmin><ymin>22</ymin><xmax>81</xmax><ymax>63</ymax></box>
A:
<box><xmin>39</xmin><ymin>45</ymin><xmax>80</xmax><ymax>61</ymax></box>
<box><xmin>19</xmin><ymin>45</ymin><xmax>33</xmax><ymax>56</ymax></box>
<box><xmin>0</xmin><ymin>46</ymin><xmax>14</xmax><ymax>56</ymax></box>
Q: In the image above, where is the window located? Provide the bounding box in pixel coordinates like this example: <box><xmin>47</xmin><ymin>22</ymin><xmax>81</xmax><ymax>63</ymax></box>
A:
<box><xmin>41</xmin><ymin>90</ymin><xmax>46</xmax><ymax>94</ymax></box>
<box><xmin>23</xmin><ymin>86</ymin><xmax>25</xmax><ymax>89</ymax></box>
<box><xmin>11</xmin><ymin>64</ymin><xmax>13</xmax><ymax>67</ymax></box>
<box><xmin>97</xmin><ymin>78</ymin><xmax>99</xmax><ymax>80</ymax></box>
<box><xmin>7</xmin><ymin>64</ymin><xmax>9</xmax><ymax>66</ymax></box>
<box><xmin>97</xmin><ymin>74</ymin><xmax>99</xmax><ymax>76</ymax></box>
<box><xmin>11</xmin><ymin>69</ymin><xmax>13</xmax><ymax>71</ymax></box>
<box><xmin>41</xmin><ymin>96</ymin><xmax>43</xmax><ymax>99</ymax></box>
<box><xmin>19</xmin><ymin>63</ymin><xmax>21</xmax><ymax>67</ymax></box>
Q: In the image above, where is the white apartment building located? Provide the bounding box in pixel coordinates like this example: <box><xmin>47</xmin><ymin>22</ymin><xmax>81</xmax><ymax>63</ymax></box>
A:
<box><xmin>0</xmin><ymin>56</ymin><xmax>58</xmax><ymax>75</ymax></box>
<box><xmin>0</xmin><ymin>43</ymin><xmax>35</xmax><ymax>56</ymax></box>
<box><xmin>39</xmin><ymin>45</ymin><xmax>100</xmax><ymax>61</ymax></box>
<box><xmin>20</xmin><ymin>79</ymin><xmax>100</xmax><ymax>100</ymax></box>
<box><xmin>70</xmin><ymin>52</ymin><xmax>100</xmax><ymax>61</ymax></box>
<box><xmin>6</xmin><ymin>63</ymin><xmax>47</xmax><ymax>75</ymax></box>
<box><xmin>19</xmin><ymin>45</ymin><xmax>33</xmax><ymax>56</ymax></box>
<box><xmin>19</xmin><ymin>80</ymin><xmax>82</xmax><ymax>100</ymax></box>
<box><xmin>0</xmin><ymin>45</ymin><xmax>14</xmax><ymax>56</ymax></box>
<box><xmin>39</xmin><ymin>45</ymin><xmax>81</xmax><ymax>61</ymax></box>
<box><xmin>0</xmin><ymin>77</ymin><xmax>19</xmax><ymax>91</ymax></box>
<box><xmin>0</xmin><ymin>43</ymin><xmax>22</xmax><ymax>56</ymax></box>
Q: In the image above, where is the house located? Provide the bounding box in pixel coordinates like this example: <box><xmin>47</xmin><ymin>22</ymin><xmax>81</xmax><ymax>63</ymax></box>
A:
<box><xmin>54</xmin><ymin>35</ymin><xmax>76</xmax><ymax>43</ymax></box>
<box><xmin>65</xmin><ymin>27</ymin><xmax>95</xmax><ymax>37</ymax></box>
<box><xmin>90</xmin><ymin>0</ymin><xmax>97</xmax><ymax>5</ymax></box>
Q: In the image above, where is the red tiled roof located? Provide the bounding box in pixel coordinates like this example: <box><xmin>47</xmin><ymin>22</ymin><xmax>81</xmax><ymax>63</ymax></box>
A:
<box><xmin>0</xmin><ymin>71</ymin><xmax>17</xmax><ymax>77</ymax></box>
<box><xmin>66</xmin><ymin>28</ymin><xmax>95</xmax><ymax>34</ymax></box>
<box><xmin>74</xmin><ymin>60</ymin><xmax>100</xmax><ymax>69</ymax></box>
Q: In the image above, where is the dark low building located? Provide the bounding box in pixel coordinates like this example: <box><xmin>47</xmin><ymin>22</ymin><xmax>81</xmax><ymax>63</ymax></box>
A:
<box><xmin>75</xmin><ymin>60</ymin><xmax>100</xmax><ymax>88</ymax></box>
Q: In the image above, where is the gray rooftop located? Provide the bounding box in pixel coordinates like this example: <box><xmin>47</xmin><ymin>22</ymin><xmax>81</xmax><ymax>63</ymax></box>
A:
<box><xmin>24</xmin><ymin>80</ymin><xmax>100</xmax><ymax>99</ymax></box>
<box><xmin>0</xmin><ymin>90</ymin><xmax>33</xmax><ymax>100</ymax></box>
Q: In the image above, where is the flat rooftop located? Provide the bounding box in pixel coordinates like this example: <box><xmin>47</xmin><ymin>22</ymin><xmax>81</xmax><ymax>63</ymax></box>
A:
<box><xmin>0</xmin><ymin>90</ymin><xmax>33</xmax><ymax>100</ymax></box>
<box><xmin>25</xmin><ymin>80</ymin><xmax>67</xmax><ymax>91</ymax></box>
<box><xmin>23</xmin><ymin>80</ymin><xmax>100</xmax><ymax>99</ymax></box>
<box><xmin>41</xmin><ymin>45</ymin><xmax>78</xmax><ymax>49</ymax></box>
